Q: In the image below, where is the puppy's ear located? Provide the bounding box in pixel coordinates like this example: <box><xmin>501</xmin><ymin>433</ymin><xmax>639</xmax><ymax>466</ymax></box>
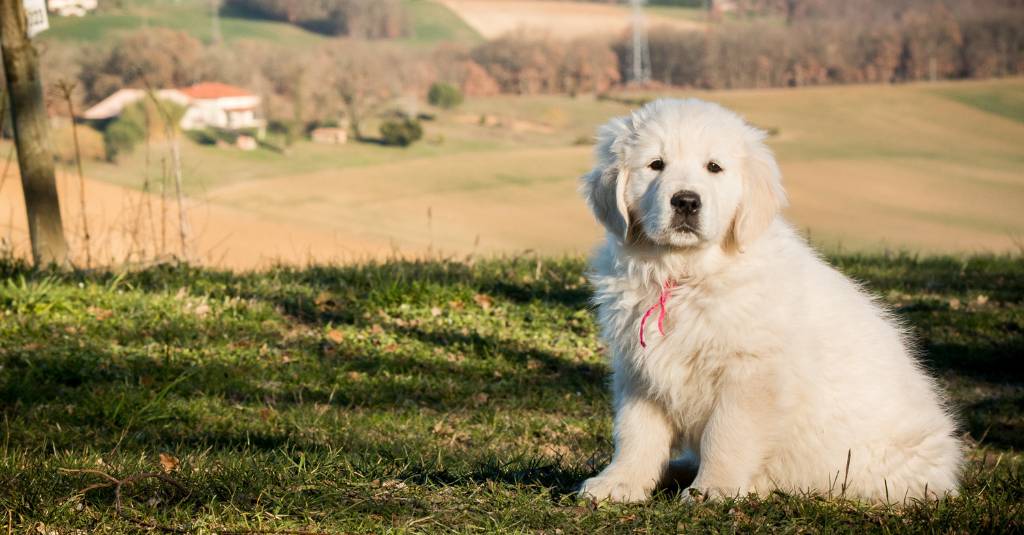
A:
<box><xmin>725</xmin><ymin>128</ymin><xmax>788</xmax><ymax>252</ymax></box>
<box><xmin>581</xmin><ymin>116</ymin><xmax>633</xmax><ymax>241</ymax></box>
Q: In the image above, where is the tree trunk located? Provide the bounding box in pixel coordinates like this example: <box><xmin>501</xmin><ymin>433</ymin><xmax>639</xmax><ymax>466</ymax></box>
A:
<box><xmin>0</xmin><ymin>0</ymin><xmax>69</xmax><ymax>266</ymax></box>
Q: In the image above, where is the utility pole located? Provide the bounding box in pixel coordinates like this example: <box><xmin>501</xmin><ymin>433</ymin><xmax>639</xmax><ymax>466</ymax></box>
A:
<box><xmin>629</xmin><ymin>0</ymin><xmax>651</xmax><ymax>85</ymax></box>
<box><xmin>211</xmin><ymin>0</ymin><xmax>222</xmax><ymax>46</ymax></box>
<box><xmin>0</xmin><ymin>0</ymin><xmax>69</xmax><ymax>266</ymax></box>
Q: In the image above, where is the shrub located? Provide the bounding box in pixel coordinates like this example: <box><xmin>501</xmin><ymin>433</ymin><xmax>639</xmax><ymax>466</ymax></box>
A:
<box><xmin>185</xmin><ymin>128</ymin><xmax>219</xmax><ymax>146</ymax></box>
<box><xmin>427</xmin><ymin>82</ymin><xmax>463</xmax><ymax>109</ymax></box>
<box><xmin>267</xmin><ymin>119</ymin><xmax>303</xmax><ymax>146</ymax></box>
<box><xmin>102</xmin><ymin>114</ymin><xmax>145</xmax><ymax>162</ymax></box>
<box><xmin>379</xmin><ymin>116</ymin><xmax>423</xmax><ymax>147</ymax></box>
<box><xmin>225</xmin><ymin>0</ymin><xmax>407</xmax><ymax>38</ymax></box>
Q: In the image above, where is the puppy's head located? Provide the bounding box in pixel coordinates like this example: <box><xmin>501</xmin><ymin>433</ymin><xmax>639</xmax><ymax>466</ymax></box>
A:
<box><xmin>581</xmin><ymin>99</ymin><xmax>787</xmax><ymax>252</ymax></box>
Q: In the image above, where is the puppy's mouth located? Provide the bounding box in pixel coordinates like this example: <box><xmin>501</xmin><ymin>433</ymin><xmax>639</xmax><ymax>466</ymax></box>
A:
<box><xmin>671</xmin><ymin>215</ymin><xmax>701</xmax><ymax>237</ymax></box>
<box><xmin>674</xmin><ymin>222</ymin><xmax>700</xmax><ymax>235</ymax></box>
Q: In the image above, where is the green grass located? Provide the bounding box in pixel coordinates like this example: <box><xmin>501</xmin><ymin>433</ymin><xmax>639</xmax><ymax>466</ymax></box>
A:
<box><xmin>40</xmin><ymin>0</ymin><xmax>479</xmax><ymax>48</ymax></box>
<box><xmin>42</xmin><ymin>0</ymin><xmax>329</xmax><ymax>47</ymax></box>
<box><xmin>1</xmin><ymin>254</ymin><xmax>1022</xmax><ymax>532</ymax></box>
<box><xmin>932</xmin><ymin>82</ymin><xmax>1024</xmax><ymax>125</ymax></box>
<box><xmin>400</xmin><ymin>0</ymin><xmax>483</xmax><ymax>46</ymax></box>
<box><xmin>77</xmin><ymin>121</ymin><xmax>517</xmax><ymax>196</ymax></box>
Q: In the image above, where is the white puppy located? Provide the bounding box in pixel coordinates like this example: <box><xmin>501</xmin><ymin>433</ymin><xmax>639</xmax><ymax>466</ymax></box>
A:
<box><xmin>578</xmin><ymin>99</ymin><xmax>962</xmax><ymax>503</ymax></box>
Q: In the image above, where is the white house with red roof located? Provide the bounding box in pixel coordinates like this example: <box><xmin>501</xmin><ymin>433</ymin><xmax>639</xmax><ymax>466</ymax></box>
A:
<box><xmin>81</xmin><ymin>82</ymin><xmax>263</xmax><ymax>132</ymax></box>
<box><xmin>177</xmin><ymin>83</ymin><xmax>262</xmax><ymax>131</ymax></box>
<box><xmin>48</xmin><ymin>0</ymin><xmax>98</xmax><ymax>17</ymax></box>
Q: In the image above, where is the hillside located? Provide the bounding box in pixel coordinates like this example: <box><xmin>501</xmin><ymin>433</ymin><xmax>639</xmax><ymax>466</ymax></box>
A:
<box><xmin>438</xmin><ymin>0</ymin><xmax>705</xmax><ymax>39</ymax></box>
<box><xmin>5</xmin><ymin>78</ymin><xmax>1013</xmax><ymax>270</ymax></box>
<box><xmin>38</xmin><ymin>0</ymin><xmax>481</xmax><ymax>47</ymax></box>
<box><xmin>1</xmin><ymin>255</ymin><xmax>1021</xmax><ymax>532</ymax></box>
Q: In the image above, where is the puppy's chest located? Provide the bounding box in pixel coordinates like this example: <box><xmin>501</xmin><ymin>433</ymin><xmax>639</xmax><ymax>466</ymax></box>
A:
<box><xmin>597</xmin><ymin>282</ymin><xmax>730</xmax><ymax>396</ymax></box>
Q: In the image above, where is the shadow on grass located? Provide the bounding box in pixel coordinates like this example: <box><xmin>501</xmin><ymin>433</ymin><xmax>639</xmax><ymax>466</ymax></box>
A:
<box><xmin>1</xmin><ymin>254</ymin><xmax>1022</xmax><ymax>469</ymax></box>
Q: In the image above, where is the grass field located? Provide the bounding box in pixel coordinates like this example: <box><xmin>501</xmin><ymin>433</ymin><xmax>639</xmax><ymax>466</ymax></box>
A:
<box><xmin>58</xmin><ymin>78</ymin><xmax>1023</xmax><ymax>266</ymax></box>
<box><xmin>0</xmin><ymin>254</ymin><xmax>1021</xmax><ymax>532</ymax></box>
<box><xmin>3</xmin><ymin>79</ymin><xmax>1022</xmax><ymax>269</ymax></box>
<box><xmin>27</xmin><ymin>3</ymin><xmax>1024</xmax><ymax>266</ymax></box>
<box><xmin>39</xmin><ymin>0</ymin><xmax>481</xmax><ymax>48</ymax></box>
<box><xmin>438</xmin><ymin>0</ymin><xmax>704</xmax><ymax>39</ymax></box>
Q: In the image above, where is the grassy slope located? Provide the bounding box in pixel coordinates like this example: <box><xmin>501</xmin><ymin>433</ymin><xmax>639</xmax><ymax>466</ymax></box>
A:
<box><xmin>400</xmin><ymin>0</ymin><xmax>483</xmax><ymax>46</ymax></box>
<box><xmin>85</xmin><ymin>79</ymin><xmax>1024</xmax><ymax>195</ymax></box>
<box><xmin>42</xmin><ymin>0</ymin><xmax>328</xmax><ymax>47</ymax></box>
<box><xmin>40</xmin><ymin>0</ymin><xmax>478</xmax><ymax>47</ymax></box>
<box><xmin>74</xmin><ymin>79</ymin><xmax>1023</xmax><ymax>257</ymax></box>
<box><xmin>930</xmin><ymin>82</ymin><xmax>1024</xmax><ymax>125</ymax></box>
<box><xmin>1</xmin><ymin>254</ymin><xmax>1022</xmax><ymax>532</ymax></box>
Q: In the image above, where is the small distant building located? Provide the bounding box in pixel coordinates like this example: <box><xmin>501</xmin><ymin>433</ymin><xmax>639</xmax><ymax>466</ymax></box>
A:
<box><xmin>47</xmin><ymin>0</ymin><xmax>98</xmax><ymax>17</ymax></box>
<box><xmin>710</xmin><ymin>0</ymin><xmax>737</xmax><ymax>14</ymax></box>
<box><xmin>310</xmin><ymin>127</ymin><xmax>348</xmax><ymax>145</ymax></box>
<box><xmin>235</xmin><ymin>135</ymin><xmax>258</xmax><ymax>151</ymax></box>
<box><xmin>81</xmin><ymin>82</ymin><xmax>264</xmax><ymax>133</ymax></box>
<box><xmin>80</xmin><ymin>88</ymin><xmax>189</xmax><ymax>121</ymax></box>
<box><xmin>177</xmin><ymin>83</ymin><xmax>263</xmax><ymax>131</ymax></box>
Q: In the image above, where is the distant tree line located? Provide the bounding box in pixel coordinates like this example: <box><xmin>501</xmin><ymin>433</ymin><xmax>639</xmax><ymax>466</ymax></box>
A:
<box><xmin>33</xmin><ymin>0</ymin><xmax>1023</xmax><ymax>140</ymax></box>
<box><xmin>224</xmin><ymin>0</ymin><xmax>407</xmax><ymax>38</ymax></box>
<box><xmin>631</xmin><ymin>1</ymin><xmax>1024</xmax><ymax>88</ymax></box>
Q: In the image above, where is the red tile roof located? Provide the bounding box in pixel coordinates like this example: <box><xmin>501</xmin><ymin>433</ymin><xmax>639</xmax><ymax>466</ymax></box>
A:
<box><xmin>178</xmin><ymin>82</ymin><xmax>254</xmax><ymax>100</ymax></box>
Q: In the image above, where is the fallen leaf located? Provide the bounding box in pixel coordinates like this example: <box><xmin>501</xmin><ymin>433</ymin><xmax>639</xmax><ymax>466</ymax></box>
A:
<box><xmin>87</xmin><ymin>306</ymin><xmax>113</xmax><ymax>321</ymax></box>
<box><xmin>473</xmin><ymin>392</ymin><xmax>489</xmax><ymax>405</ymax></box>
<box><xmin>432</xmin><ymin>421</ymin><xmax>453</xmax><ymax>435</ymax></box>
<box><xmin>326</xmin><ymin>329</ymin><xmax>345</xmax><ymax>344</ymax></box>
<box><xmin>159</xmin><ymin>453</ymin><xmax>179</xmax><ymax>474</ymax></box>
<box><xmin>949</xmin><ymin>298</ymin><xmax>961</xmax><ymax>310</ymax></box>
<box><xmin>192</xmin><ymin>302</ymin><xmax>211</xmax><ymax>318</ymax></box>
<box><xmin>473</xmin><ymin>294</ymin><xmax>493</xmax><ymax>310</ymax></box>
<box><xmin>370</xmin><ymin>324</ymin><xmax>384</xmax><ymax>335</ymax></box>
<box><xmin>430</xmin><ymin>306</ymin><xmax>442</xmax><ymax>317</ymax></box>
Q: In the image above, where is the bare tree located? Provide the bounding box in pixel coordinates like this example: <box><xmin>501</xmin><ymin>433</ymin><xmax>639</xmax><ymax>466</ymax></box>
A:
<box><xmin>55</xmin><ymin>80</ymin><xmax>91</xmax><ymax>268</ymax></box>
<box><xmin>0</xmin><ymin>0</ymin><xmax>69</xmax><ymax>266</ymax></box>
<box><xmin>143</xmin><ymin>89</ymin><xmax>190</xmax><ymax>262</ymax></box>
<box><xmin>323</xmin><ymin>42</ymin><xmax>400</xmax><ymax>140</ymax></box>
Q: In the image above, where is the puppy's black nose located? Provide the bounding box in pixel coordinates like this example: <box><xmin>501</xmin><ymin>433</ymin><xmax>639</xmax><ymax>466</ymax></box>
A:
<box><xmin>671</xmin><ymin>191</ymin><xmax>701</xmax><ymax>214</ymax></box>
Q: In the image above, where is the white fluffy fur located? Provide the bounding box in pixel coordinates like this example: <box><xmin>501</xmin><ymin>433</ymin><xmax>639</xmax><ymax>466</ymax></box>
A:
<box><xmin>578</xmin><ymin>99</ymin><xmax>962</xmax><ymax>503</ymax></box>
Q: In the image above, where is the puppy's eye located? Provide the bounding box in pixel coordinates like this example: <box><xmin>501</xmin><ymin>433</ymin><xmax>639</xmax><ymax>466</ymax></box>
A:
<box><xmin>648</xmin><ymin>159</ymin><xmax>665</xmax><ymax>171</ymax></box>
<box><xmin>706</xmin><ymin>161</ymin><xmax>724</xmax><ymax>173</ymax></box>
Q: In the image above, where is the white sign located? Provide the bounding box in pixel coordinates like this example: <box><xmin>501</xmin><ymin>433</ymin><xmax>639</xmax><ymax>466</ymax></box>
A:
<box><xmin>24</xmin><ymin>0</ymin><xmax>50</xmax><ymax>38</ymax></box>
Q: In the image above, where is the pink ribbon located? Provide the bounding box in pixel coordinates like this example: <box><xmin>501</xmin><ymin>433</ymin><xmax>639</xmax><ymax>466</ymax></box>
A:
<box><xmin>639</xmin><ymin>280</ymin><xmax>676</xmax><ymax>349</ymax></box>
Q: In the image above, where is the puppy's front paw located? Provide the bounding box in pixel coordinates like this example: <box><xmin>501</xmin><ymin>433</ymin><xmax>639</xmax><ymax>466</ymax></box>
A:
<box><xmin>578</xmin><ymin>474</ymin><xmax>652</xmax><ymax>503</ymax></box>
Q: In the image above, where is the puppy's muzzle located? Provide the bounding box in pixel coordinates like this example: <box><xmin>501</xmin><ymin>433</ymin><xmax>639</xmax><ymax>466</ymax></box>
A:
<box><xmin>670</xmin><ymin>190</ymin><xmax>701</xmax><ymax>233</ymax></box>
